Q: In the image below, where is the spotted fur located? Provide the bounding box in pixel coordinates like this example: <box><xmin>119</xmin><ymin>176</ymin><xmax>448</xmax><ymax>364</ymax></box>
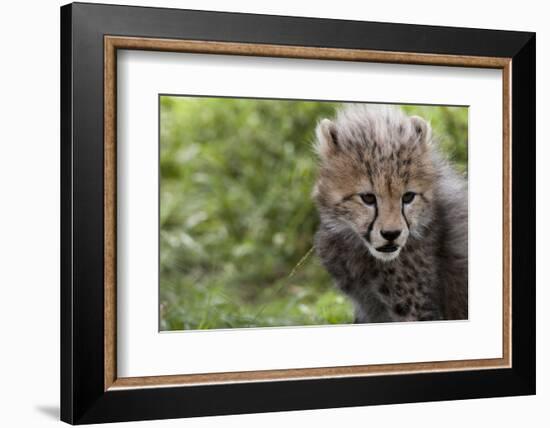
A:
<box><xmin>313</xmin><ymin>105</ymin><xmax>468</xmax><ymax>322</ymax></box>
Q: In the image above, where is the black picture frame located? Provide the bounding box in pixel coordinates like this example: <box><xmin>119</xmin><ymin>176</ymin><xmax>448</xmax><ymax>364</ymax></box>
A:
<box><xmin>61</xmin><ymin>2</ymin><xmax>535</xmax><ymax>424</ymax></box>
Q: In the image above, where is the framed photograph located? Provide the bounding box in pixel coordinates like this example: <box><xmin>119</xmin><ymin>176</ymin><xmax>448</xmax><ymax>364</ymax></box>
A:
<box><xmin>60</xmin><ymin>2</ymin><xmax>535</xmax><ymax>424</ymax></box>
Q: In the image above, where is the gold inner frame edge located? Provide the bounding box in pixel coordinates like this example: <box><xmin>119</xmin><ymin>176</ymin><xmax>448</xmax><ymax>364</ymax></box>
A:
<box><xmin>104</xmin><ymin>35</ymin><xmax>512</xmax><ymax>391</ymax></box>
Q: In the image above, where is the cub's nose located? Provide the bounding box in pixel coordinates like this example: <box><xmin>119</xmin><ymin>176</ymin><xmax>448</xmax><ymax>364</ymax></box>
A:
<box><xmin>381</xmin><ymin>230</ymin><xmax>401</xmax><ymax>241</ymax></box>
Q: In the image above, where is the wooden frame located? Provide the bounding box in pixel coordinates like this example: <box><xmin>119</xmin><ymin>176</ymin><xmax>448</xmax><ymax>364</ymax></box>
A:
<box><xmin>62</xmin><ymin>2</ymin><xmax>535</xmax><ymax>424</ymax></box>
<box><xmin>104</xmin><ymin>35</ymin><xmax>513</xmax><ymax>390</ymax></box>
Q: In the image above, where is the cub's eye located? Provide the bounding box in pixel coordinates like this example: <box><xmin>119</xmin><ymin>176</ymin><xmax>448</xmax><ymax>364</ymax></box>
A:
<box><xmin>402</xmin><ymin>192</ymin><xmax>416</xmax><ymax>204</ymax></box>
<box><xmin>360</xmin><ymin>193</ymin><xmax>377</xmax><ymax>206</ymax></box>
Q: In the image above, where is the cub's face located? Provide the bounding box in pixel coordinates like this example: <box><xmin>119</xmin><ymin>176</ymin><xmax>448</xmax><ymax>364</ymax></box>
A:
<box><xmin>313</xmin><ymin>109</ymin><xmax>436</xmax><ymax>262</ymax></box>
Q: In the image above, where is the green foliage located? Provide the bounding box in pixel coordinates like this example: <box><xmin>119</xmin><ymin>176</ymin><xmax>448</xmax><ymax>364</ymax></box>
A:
<box><xmin>160</xmin><ymin>97</ymin><xmax>468</xmax><ymax>330</ymax></box>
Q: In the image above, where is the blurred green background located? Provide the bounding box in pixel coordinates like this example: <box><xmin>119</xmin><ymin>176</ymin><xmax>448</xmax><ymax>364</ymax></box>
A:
<box><xmin>160</xmin><ymin>97</ymin><xmax>468</xmax><ymax>331</ymax></box>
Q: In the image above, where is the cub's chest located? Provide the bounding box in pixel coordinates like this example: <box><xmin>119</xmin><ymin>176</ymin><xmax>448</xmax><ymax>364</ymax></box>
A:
<box><xmin>369</xmin><ymin>255</ymin><xmax>440</xmax><ymax>321</ymax></box>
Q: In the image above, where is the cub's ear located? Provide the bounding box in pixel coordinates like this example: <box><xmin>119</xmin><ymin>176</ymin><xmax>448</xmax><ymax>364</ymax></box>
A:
<box><xmin>315</xmin><ymin>119</ymin><xmax>339</xmax><ymax>159</ymax></box>
<box><xmin>410</xmin><ymin>116</ymin><xmax>432</xmax><ymax>145</ymax></box>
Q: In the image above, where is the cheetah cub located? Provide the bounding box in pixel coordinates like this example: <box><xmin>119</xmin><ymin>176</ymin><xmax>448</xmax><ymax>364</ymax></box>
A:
<box><xmin>313</xmin><ymin>105</ymin><xmax>468</xmax><ymax>323</ymax></box>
